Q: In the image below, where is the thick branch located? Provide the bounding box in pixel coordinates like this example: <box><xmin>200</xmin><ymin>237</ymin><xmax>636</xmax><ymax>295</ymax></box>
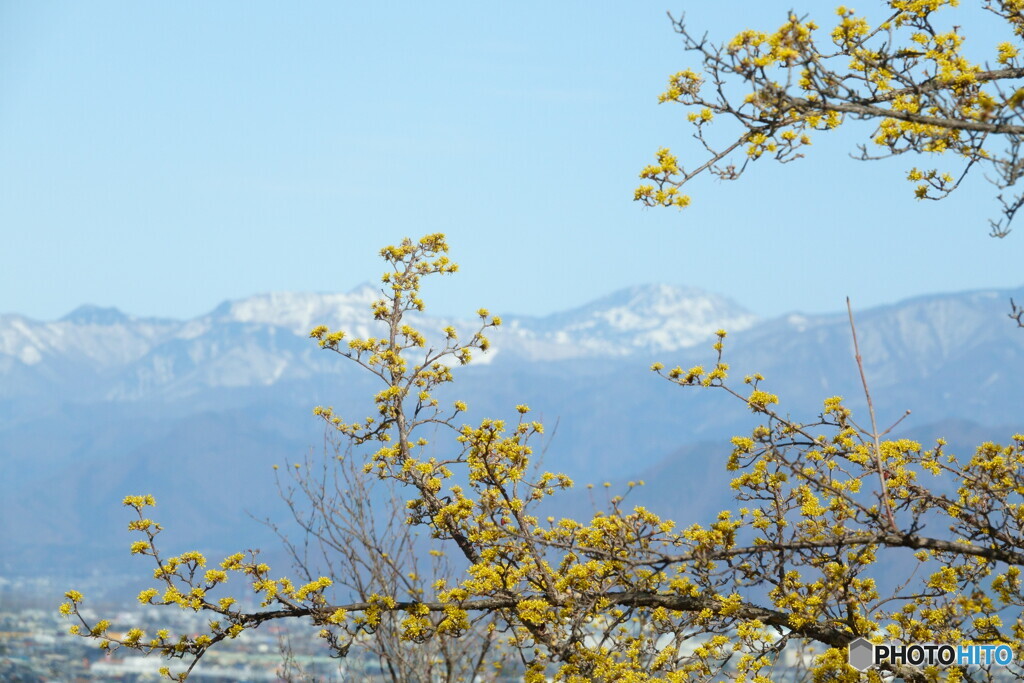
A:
<box><xmin>870</xmin><ymin>66</ymin><xmax>1024</xmax><ymax>104</ymax></box>
<box><xmin>248</xmin><ymin>592</ymin><xmax>854</xmax><ymax>648</ymax></box>
<box><xmin>792</xmin><ymin>97</ymin><xmax>1024</xmax><ymax>135</ymax></box>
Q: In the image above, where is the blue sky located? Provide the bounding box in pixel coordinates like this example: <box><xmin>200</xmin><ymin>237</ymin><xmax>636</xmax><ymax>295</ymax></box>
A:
<box><xmin>2</xmin><ymin>1</ymin><xmax>1020</xmax><ymax>322</ymax></box>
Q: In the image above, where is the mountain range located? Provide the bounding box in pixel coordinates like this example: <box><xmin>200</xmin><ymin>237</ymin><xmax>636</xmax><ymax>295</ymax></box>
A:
<box><xmin>0</xmin><ymin>283</ymin><xmax>758</xmax><ymax>403</ymax></box>
<box><xmin>2</xmin><ymin>282</ymin><xmax>1022</xmax><ymax>583</ymax></box>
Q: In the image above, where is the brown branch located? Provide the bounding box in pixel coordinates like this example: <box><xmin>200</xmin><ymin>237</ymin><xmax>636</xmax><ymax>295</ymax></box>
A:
<box><xmin>246</xmin><ymin>593</ymin><xmax>855</xmax><ymax>647</ymax></box>
<box><xmin>680</xmin><ymin>531</ymin><xmax>1024</xmax><ymax>566</ymax></box>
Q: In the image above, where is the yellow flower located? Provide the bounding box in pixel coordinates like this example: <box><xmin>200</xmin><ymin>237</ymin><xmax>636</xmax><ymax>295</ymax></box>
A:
<box><xmin>746</xmin><ymin>390</ymin><xmax>779</xmax><ymax>411</ymax></box>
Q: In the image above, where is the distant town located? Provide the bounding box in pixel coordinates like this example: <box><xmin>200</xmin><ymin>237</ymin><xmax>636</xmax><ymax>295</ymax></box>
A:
<box><xmin>0</xmin><ymin>573</ymin><xmax>398</xmax><ymax>681</ymax></box>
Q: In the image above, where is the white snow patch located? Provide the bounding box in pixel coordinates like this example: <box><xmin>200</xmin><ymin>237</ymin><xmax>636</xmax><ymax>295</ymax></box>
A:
<box><xmin>19</xmin><ymin>345</ymin><xmax>42</xmax><ymax>365</ymax></box>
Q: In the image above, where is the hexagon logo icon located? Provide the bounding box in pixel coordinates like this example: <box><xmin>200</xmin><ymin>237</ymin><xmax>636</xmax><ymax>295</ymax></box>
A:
<box><xmin>848</xmin><ymin>637</ymin><xmax>875</xmax><ymax>671</ymax></box>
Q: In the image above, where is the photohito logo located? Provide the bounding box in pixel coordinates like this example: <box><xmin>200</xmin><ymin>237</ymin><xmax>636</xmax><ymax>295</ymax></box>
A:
<box><xmin>848</xmin><ymin>638</ymin><xmax>1014</xmax><ymax>671</ymax></box>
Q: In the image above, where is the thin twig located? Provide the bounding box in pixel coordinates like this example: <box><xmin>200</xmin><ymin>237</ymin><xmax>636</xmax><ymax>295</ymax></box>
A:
<box><xmin>846</xmin><ymin>297</ymin><xmax>898</xmax><ymax>532</ymax></box>
<box><xmin>879</xmin><ymin>409</ymin><xmax>912</xmax><ymax>438</ymax></box>
<box><xmin>1010</xmin><ymin>298</ymin><xmax>1024</xmax><ymax>328</ymax></box>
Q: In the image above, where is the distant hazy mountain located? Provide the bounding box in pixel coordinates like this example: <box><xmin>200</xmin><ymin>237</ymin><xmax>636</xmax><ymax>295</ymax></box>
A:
<box><xmin>2</xmin><ymin>283</ymin><xmax>1023</xmax><ymax>578</ymax></box>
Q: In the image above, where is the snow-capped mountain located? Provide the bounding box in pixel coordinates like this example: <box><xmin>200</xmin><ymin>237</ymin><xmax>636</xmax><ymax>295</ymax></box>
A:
<box><xmin>0</xmin><ymin>305</ymin><xmax>178</xmax><ymax>369</ymax></box>
<box><xmin>0</xmin><ymin>283</ymin><xmax>758</xmax><ymax>401</ymax></box>
<box><xmin>2</xmin><ymin>283</ymin><xmax>1022</xmax><ymax>415</ymax></box>
<box><xmin>496</xmin><ymin>284</ymin><xmax>758</xmax><ymax>360</ymax></box>
<box><xmin>206</xmin><ymin>283</ymin><xmax>381</xmax><ymax>334</ymax></box>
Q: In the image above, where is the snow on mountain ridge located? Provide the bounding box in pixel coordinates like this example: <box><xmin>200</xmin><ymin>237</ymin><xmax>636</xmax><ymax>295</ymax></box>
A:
<box><xmin>2</xmin><ymin>283</ymin><xmax>1023</xmax><ymax>403</ymax></box>
<box><xmin>0</xmin><ymin>283</ymin><xmax>758</xmax><ymax>389</ymax></box>
<box><xmin>213</xmin><ymin>283</ymin><xmax>381</xmax><ymax>333</ymax></box>
<box><xmin>208</xmin><ymin>283</ymin><xmax>757</xmax><ymax>358</ymax></box>
<box><xmin>499</xmin><ymin>284</ymin><xmax>759</xmax><ymax>356</ymax></box>
<box><xmin>0</xmin><ymin>310</ymin><xmax>180</xmax><ymax>369</ymax></box>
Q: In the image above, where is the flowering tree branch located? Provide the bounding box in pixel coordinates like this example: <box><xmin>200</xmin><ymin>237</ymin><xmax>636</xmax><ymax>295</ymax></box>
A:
<box><xmin>636</xmin><ymin>2</ymin><xmax>1024</xmax><ymax>237</ymax></box>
